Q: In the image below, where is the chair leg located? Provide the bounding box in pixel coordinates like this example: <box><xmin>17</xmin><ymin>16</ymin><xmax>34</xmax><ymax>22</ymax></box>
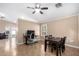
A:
<box><xmin>62</xmin><ymin>46</ymin><xmax>65</xmax><ymax>52</ymax></box>
<box><xmin>59</xmin><ymin>48</ymin><xmax>62</xmax><ymax>56</ymax></box>
<box><xmin>51</xmin><ymin>46</ymin><xmax>53</xmax><ymax>52</ymax></box>
<box><xmin>56</xmin><ymin>47</ymin><xmax>59</xmax><ymax>56</ymax></box>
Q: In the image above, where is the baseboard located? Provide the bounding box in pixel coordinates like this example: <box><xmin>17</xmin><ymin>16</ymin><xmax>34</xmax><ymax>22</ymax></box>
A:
<box><xmin>65</xmin><ymin>44</ymin><xmax>79</xmax><ymax>49</ymax></box>
<box><xmin>17</xmin><ymin>41</ymin><xmax>79</xmax><ymax>49</ymax></box>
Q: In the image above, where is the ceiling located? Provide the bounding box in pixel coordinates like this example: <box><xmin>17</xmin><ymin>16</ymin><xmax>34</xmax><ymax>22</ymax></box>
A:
<box><xmin>0</xmin><ymin>3</ymin><xmax>79</xmax><ymax>23</ymax></box>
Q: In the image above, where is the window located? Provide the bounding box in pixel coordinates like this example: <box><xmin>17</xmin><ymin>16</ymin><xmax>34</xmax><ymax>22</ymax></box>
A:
<box><xmin>41</xmin><ymin>24</ymin><xmax>48</xmax><ymax>36</ymax></box>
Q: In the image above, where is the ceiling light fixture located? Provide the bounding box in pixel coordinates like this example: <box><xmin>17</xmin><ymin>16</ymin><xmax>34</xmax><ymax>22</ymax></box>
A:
<box><xmin>55</xmin><ymin>3</ymin><xmax>62</xmax><ymax>8</ymax></box>
<box><xmin>35</xmin><ymin>9</ymin><xmax>41</xmax><ymax>13</ymax></box>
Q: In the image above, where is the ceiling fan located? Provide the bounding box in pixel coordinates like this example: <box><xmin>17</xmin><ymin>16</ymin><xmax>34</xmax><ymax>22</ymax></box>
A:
<box><xmin>27</xmin><ymin>3</ymin><xmax>48</xmax><ymax>14</ymax></box>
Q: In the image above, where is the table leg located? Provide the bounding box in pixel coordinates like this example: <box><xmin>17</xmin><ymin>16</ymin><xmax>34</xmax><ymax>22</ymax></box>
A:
<box><xmin>56</xmin><ymin>46</ymin><xmax>58</xmax><ymax>56</ymax></box>
<box><xmin>59</xmin><ymin>48</ymin><xmax>61</xmax><ymax>56</ymax></box>
<box><xmin>45</xmin><ymin>40</ymin><xmax>47</xmax><ymax>52</ymax></box>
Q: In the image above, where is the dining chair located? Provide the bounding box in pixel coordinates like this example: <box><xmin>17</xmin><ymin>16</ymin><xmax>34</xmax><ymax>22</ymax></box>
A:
<box><xmin>61</xmin><ymin>36</ymin><xmax>66</xmax><ymax>52</ymax></box>
<box><xmin>57</xmin><ymin>36</ymin><xmax>66</xmax><ymax>55</ymax></box>
<box><xmin>51</xmin><ymin>37</ymin><xmax>66</xmax><ymax>56</ymax></box>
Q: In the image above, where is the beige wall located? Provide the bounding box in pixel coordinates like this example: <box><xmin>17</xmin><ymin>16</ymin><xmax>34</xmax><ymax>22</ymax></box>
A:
<box><xmin>1</xmin><ymin>15</ymin><xmax>79</xmax><ymax>46</ymax></box>
<box><xmin>41</xmin><ymin>16</ymin><xmax>79</xmax><ymax>45</ymax></box>
<box><xmin>78</xmin><ymin>16</ymin><xmax>79</xmax><ymax>41</ymax></box>
<box><xmin>0</xmin><ymin>19</ymin><xmax>17</xmax><ymax>32</ymax></box>
<box><xmin>17</xmin><ymin>19</ymin><xmax>40</xmax><ymax>44</ymax></box>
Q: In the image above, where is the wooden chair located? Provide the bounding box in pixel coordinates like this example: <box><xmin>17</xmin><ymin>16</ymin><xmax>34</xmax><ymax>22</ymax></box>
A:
<box><xmin>51</xmin><ymin>37</ymin><xmax>66</xmax><ymax>56</ymax></box>
<box><xmin>61</xmin><ymin>37</ymin><xmax>66</xmax><ymax>52</ymax></box>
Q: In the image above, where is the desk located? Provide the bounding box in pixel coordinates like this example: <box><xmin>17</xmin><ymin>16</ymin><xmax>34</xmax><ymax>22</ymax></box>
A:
<box><xmin>45</xmin><ymin>37</ymin><xmax>62</xmax><ymax>56</ymax></box>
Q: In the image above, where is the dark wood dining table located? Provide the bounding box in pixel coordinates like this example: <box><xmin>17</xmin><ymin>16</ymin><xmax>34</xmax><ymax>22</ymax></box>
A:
<box><xmin>44</xmin><ymin>37</ymin><xmax>62</xmax><ymax>56</ymax></box>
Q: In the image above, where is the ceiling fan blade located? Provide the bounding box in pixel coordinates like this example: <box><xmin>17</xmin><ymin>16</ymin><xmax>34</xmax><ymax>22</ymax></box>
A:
<box><xmin>27</xmin><ymin>7</ymin><xmax>34</xmax><ymax>9</ymax></box>
<box><xmin>41</xmin><ymin>7</ymin><xmax>48</xmax><ymax>10</ymax></box>
<box><xmin>40</xmin><ymin>11</ymin><xmax>43</xmax><ymax>14</ymax></box>
<box><xmin>32</xmin><ymin>11</ymin><xmax>36</xmax><ymax>14</ymax></box>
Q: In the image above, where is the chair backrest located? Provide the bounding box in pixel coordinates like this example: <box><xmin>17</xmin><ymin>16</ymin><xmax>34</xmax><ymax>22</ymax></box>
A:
<box><xmin>48</xmin><ymin>35</ymin><xmax>52</xmax><ymax>39</ymax></box>
<box><xmin>45</xmin><ymin>35</ymin><xmax>49</xmax><ymax>40</ymax></box>
<box><xmin>61</xmin><ymin>36</ymin><xmax>66</xmax><ymax>45</ymax></box>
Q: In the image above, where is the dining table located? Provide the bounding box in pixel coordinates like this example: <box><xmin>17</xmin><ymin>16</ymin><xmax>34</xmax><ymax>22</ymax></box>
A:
<box><xmin>44</xmin><ymin>37</ymin><xmax>62</xmax><ymax>56</ymax></box>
